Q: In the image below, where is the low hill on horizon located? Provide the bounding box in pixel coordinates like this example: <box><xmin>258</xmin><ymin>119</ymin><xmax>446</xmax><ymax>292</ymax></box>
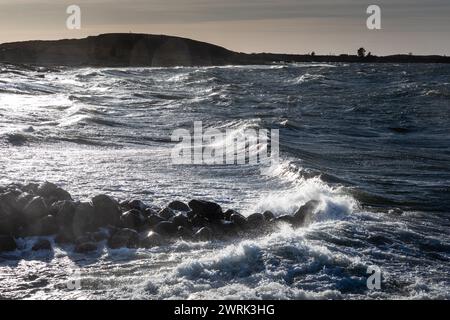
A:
<box><xmin>1</xmin><ymin>33</ymin><xmax>449</xmax><ymax>67</ymax></box>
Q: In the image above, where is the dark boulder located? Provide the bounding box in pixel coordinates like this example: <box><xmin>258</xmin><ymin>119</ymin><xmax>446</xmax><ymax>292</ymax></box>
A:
<box><xmin>230</xmin><ymin>213</ymin><xmax>248</xmax><ymax>229</ymax></box>
<box><xmin>0</xmin><ymin>215</ymin><xmax>15</xmax><ymax>235</ymax></box>
<box><xmin>177</xmin><ymin>226</ymin><xmax>194</xmax><ymax>240</ymax></box>
<box><xmin>0</xmin><ymin>193</ymin><xmax>20</xmax><ymax>230</ymax></box>
<box><xmin>55</xmin><ymin>231</ymin><xmax>75</xmax><ymax>244</ymax></box>
<box><xmin>293</xmin><ymin>200</ymin><xmax>320</xmax><ymax>226</ymax></box>
<box><xmin>14</xmin><ymin>192</ymin><xmax>34</xmax><ymax>212</ymax></box>
<box><xmin>75</xmin><ymin>242</ymin><xmax>97</xmax><ymax>253</ymax></box>
<box><xmin>128</xmin><ymin>199</ymin><xmax>148</xmax><ymax>212</ymax></box>
<box><xmin>194</xmin><ymin>227</ymin><xmax>213</xmax><ymax>241</ymax></box>
<box><xmin>158</xmin><ymin>207</ymin><xmax>175</xmax><ymax>220</ymax></box>
<box><xmin>0</xmin><ymin>235</ymin><xmax>17</xmax><ymax>252</ymax></box>
<box><xmin>72</xmin><ymin>202</ymin><xmax>96</xmax><ymax>238</ymax></box>
<box><xmin>247</xmin><ymin>213</ymin><xmax>265</xmax><ymax>229</ymax></box>
<box><xmin>0</xmin><ymin>192</ymin><xmax>19</xmax><ymax>215</ymax></box>
<box><xmin>147</xmin><ymin>214</ymin><xmax>166</xmax><ymax>227</ymax></box>
<box><xmin>139</xmin><ymin>231</ymin><xmax>164</xmax><ymax>248</ymax></box>
<box><xmin>153</xmin><ymin>221</ymin><xmax>178</xmax><ymax>237</ymax></box>
<box><xmin>263</xmin><ymin>211</ymin><xmax>275</xmax><ymax>221</ymax></box>
<box><xmin>223</xmin><ymin>209</ymin><xmax>238</xmax><ymax>221</ymax></box>
<box><xmin>54</xmin><ymin>200</ymin><xmax>77</xmax><ymax>228</ymax></box>
<box><xmin>188</xmin><ymin>200</ymin><xmax>223</xmax><ymax>222</ymax></box>
<box><xmin>22</xmin><ymin>183</ymin><xmax>39</xmax><ymax>194</ymax></box>
<box><xmin>189</xmin><ymin>214</ymin><xmax>208</xmax><ymax>228</ymax></box>
<box><xmin>107</xmin><ymin>228</ymin><xmax>139</xmax><ymax>249</ymax></box>
<box><xmin>144</xmin><ymin>207</ymin><xmax>158</xmax><ymax>217</ymax></box>
<box><xmin>36</xmin><ymin>182</ymin><xmax>72</xmax><ymax>203</ymax></box>
<box><xmin>216</xmin><ymin>220</ymin><xmax>238</xmax><ymax>237</ymax></box>
<box><xmin>0</xmin><ymin>193</ymin><xmax>19</xmax><ymax>234</ymax></box>
<box><xmin>27</xmin><ymin>215</ymin><xmax>58</xmax><ymax>236</ymax></box>
<box><xmin>120</xmin><ymin>209</ymin><xmax>146</xmax><ymax>230</ymax></box>
<box><xmin>23</xmin><ymin>196</ymin><xmax>49</xmax><ymax>220</ymax></box>
<box><xmin>168</xmin><ymin>200</ymin><xmax>190</xmax><ymax>212</ymax></box>
<box><xmin>32</xmin><ymin>239</ymin><xmax>52</xmax><ymax>251</ymax></box>
<box><xmin>74</xmin><ymin>234</ymin><xmax>94</xmax><ymax>245</ymax></box>
<box><xmin>91</xmin><ymin>194</ymin><xmax>121</xmax><ymax>228</ymax></box>
<box><xmin>119</xmin><ymin>200</ymin><xmax>129</xmax><ymax>209</ymax></box>
<box><xmin>91</xmin><ymin>229</ymin><xmax>110</xmax><ymax>242</ymax></box>
<box><xmin>171</xmin><ymin>214</ymin><xmax>189</xmax><ymax>228</ymax></box>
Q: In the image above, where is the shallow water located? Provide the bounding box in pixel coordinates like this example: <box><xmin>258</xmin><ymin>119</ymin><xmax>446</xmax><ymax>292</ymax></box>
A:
<box><xmin>0</xmin><ymin>63</ymin><xmax>449</xmax><ymax>299</ymax></box>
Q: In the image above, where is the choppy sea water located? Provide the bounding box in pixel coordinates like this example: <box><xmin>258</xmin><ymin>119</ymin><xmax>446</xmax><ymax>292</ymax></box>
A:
<box><xmin>0</xmin><ymin>63</ymin><xmax>449</xmax><ymax>299</ymax></box>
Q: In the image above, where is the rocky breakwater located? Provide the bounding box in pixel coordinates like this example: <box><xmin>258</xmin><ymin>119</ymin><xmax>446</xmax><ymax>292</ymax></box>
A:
<box><xmin>0</xmin><ymin>182</ymin><xmax>321</xmax><ymax>254</ymax></box>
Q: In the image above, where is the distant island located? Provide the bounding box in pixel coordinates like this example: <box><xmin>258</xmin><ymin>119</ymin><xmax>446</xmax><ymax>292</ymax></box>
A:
<box><xmin>0</xmin><ymin>33</ymin><xmax>449</xmax><ymax>67</ymax></box>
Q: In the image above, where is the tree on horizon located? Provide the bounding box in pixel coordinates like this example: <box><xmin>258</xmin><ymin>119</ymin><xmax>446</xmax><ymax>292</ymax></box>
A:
<box><xmin>357</xmin><ymin>47</ymin><xmax>366</xmax><ymax>58</ymax></box>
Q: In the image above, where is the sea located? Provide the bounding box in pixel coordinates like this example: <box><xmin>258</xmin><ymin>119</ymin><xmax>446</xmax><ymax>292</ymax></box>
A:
<box><xmin>0</xmin><ymin>62</ymin><xmax>449</xmax><ymax>299</ymax></box>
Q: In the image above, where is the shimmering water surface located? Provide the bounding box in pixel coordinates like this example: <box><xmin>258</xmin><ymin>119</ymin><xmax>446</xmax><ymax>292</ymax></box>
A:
<box><xmin>0</xmin><ymin>63</ymin><xmax>449</xmax><ymax>299</ymax></box>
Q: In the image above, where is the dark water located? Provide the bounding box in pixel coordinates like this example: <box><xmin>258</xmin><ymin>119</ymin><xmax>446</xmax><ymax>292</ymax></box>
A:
<box><xmin>0</xmin><ymin>63</ymin><xmax>449</xmax><ymax>299</ymax></box>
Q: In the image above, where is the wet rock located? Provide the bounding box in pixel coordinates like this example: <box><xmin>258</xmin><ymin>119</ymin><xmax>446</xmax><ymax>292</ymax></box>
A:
<box><xmin>108</xmin><ymin>228</ymin><xmax>139</xmax><ymax>249</ymax></box>
<box><xmin>147</xmin><ymin>214</ymin><xmax>166</xmax><ymax>227</ymax></box>
<box><xmin>27</xmin><ymin>215</ymin><xmax>58</xmax><ymax>236</ymax></box>
<box><xmin>153</xmin><ymin>221</ymin><xmax>178</xmax><ymax>237</ymax></box>
<box><xmin>247</xmin><ymin>213</ymin><xmax>265</xmax><ymax>229</ymax></box>
<box><xmin>293</xmin><ymin>200</ymin><xmax>320</xmax><ymax>226</ymax></box>
<box><xmin>189</xmin><ymin>214</ymin><xmax>209</xmax><ymax>228</ymax></box>
<box><xmin>0</xmin><ymin>193</ymin><xmax>20</xmax><ymax>234</ymax></box>
<box><xmin>91</xmin><ymin>194</ymin><xmax>121</xmax><ymax>228</ymax></box>
<box><xmin>144</xmin><ymin>207</ymin><xmax>158</xmax><ymax>216</ymax></box>
<box><xmin>168</xmin><ymin>200</ymin><xmax>190</xmax><ymax>212</ymax></box>
<box><xmin>22</xmin><ymin>183</ymin><xmax>39</xmax><ymax>194</ymax></box>
<box><xmin>54</xmin><ymin>200</ymin><xmax>77</xmax><ymax>228</ymax></box>
<box><xmin>194</xmin><ymin>227</ymin><xmax>213</xmax><ymax>241</ymax></box>
<box><xmin>188</xmin><ymin>200</ymin><xmax>223</xmax><ymax>222</ymax></box>
<box><xmin>223</xmin><ymin>209</ymin><xmax>238</xmax><ymax>221</ymax></box>
<box><xmin>72</xmin><ymin>202</ymin><xmax>96</xmax><ymax>238</ymax></box>
<box><xmin>23</xmin><ymin>196</ymin><xmax>49</xmax><ymax>220</ymax></box>
<box><xmin>186</xmin><ymin>210</ymin><xmax>196</xmax><ymax>220</ymax></box>
<box><xmin>91</xmin><ymin>229</ymin><xmax>110</xmax><ymax>242</ymax></box>
<box><xmin>263</xmin><ymin>211</ymin><xmax>275</xmax><ymax>221</ymax></box>
<box><xmin>216</xmin><ymin>220</ymin><xmax>238</xmax><ymax>237</ymax></box>
<box><xmin>0</xmin><ymin>215</ymin><xmax>15</xmax><ymax>235</ymax></box>
<box><xmin>0</xmin><ymin>235</ymin><xmax>17</xmax><ymax>252</ymax></box>
<box><xmin>171</xmin><ymin>214</ymin><xmax>189</xmax><ymax>228</ymax></box>
<box><xmin>139</xmin><ymin>231</ymin><xmax>164</xmax><ymax>248</ymax></box>
<box><xmin>15</xmin><ymin>192</ymin><xmax>34</xmax><ymax>212</ymax></box>
<box><xmin>120</xmin><ymin>209</ymin><xmax>146</xmax><ymax>230</ymax></box>
<box><xmin>32</xmin><ymin>239</ymin><xmax>52</xmax><ymax>251</ymax></box>
<box><xmin>55</xmin><ymin>232</ymin><xmax>74</xmax><ymax>244</ymax></box>
<box><xmin>36</xmin><ymin>182</ymin><xmax>72</xmax><ymax>203</ymax></box>
<box><xmin>119</xmin><ymin>199</ymin><xmax>129</xmax><ymax>207</ymax></box>
<box><xmin>74</xmin><ymin>234</ymin><xmax>94</xmax><ymax>246</ymax></box>
<box><xmin>128</xmin><ymin>199</ymin><xmax>148</xmax><ymax>212</ymax></box>
<box><xmin>49</xmin><ymin>200</ymin><xmax>64</xmax><ymax>215</ymax></box>
<box><xmin>177</xmin><ymin>226</ymin><xmax>194</xmax><ymax>240</ymax></box>
<box><xmin>158</xmin><ymin>207</ymin><xmax>175</xmax><ymax>220</ymax></box>
<box><xmin>230</xmin><ymin>213</ymin><xmax>247</xmax><ymax>229</ymax></box>
<box><xmin>75</xmin><ymin>242</ymin><xmax>97</xmax><ymax>253</ymax></box>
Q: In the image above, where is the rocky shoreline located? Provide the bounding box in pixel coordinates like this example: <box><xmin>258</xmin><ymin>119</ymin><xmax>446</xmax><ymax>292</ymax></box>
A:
<box><xmin>0</xmin><ymin>182</ymin><xmax>319</xmax><ymax>254</ymax></box>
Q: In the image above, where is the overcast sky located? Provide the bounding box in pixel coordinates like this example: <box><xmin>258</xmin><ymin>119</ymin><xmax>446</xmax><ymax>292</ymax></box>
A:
<box><xmin>0</xmin><ymin>0</ymin><xmax>449</xmax><ymax>55</ymax></box>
